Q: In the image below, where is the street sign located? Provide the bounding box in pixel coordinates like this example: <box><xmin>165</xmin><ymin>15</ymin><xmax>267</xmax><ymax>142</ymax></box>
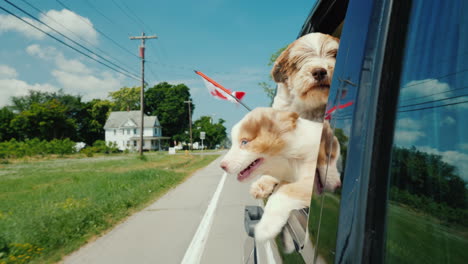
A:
<box><xmin>200</xmin><ymin>132</ymin><xmax>206</xmax><ymax>140</ymax></box>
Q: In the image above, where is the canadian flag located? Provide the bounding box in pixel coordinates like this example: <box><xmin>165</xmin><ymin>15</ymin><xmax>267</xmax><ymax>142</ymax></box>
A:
<box><xmin>194</xmin><ymin>70</ymin><xmax>246</xmax><ymax>104</ymax></box>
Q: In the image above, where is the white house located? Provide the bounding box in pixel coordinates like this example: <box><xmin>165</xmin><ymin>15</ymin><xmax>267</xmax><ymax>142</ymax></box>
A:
<box><xmin>104</xmin><ymin>111</ymin><xmax>169</xmax><ymax>151</ymax></box>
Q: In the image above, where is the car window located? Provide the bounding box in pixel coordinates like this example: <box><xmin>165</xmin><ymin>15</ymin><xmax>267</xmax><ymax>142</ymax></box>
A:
<box><xmin>386</xmin><ymin>0</ymin><xmax>468</xmax><ymax>263</ymax></box>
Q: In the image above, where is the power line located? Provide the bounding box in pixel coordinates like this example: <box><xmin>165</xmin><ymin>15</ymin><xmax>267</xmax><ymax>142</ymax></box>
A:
<box><xmin>0</xmin><ymin>4</ymin><xmax>140</xmax><ymax>81</ymax></box>
<box><xmin>110</xmin><ymin>0</ymin><xmax>143</xmax><ymax>30</ymax></box>
<box><xmin>119</xmin><ymin>0</ymin><xmax>153</xmax><ymax>32</ymax></box>
<box><xmin>401</xmin><ymin>68</ymin><xmax>468</xmax><ymax>89</ymax></box>
<box><xmin>400</xmin><ymin>85</ymin><xmax>468</xmax><ymax>103</ymax></box>
<box><xmin>54</xmin><ymin>0</ymin><xmax>139</xmax><ymax>59</ymax></box>
<box><xmin>83</xmin><ymin>0</ymin><xmax>119</xmax><ymax>27</ymax></box>
<box><xmin>4</xmin><ymin>0</ymin><xmax>140</xmax><ymax>79</ymax></box>
<box><xmin>19</xmin><ymin>0</ymin><xmax>138</xmax><ymax>76</ymax></box>
<box><xmin>399</xmin><ymin>93</ymin><xmax>468</xmax><ymax>108</ymax></box>
<box><xmin>109</xmin><ymin>0</ymin><xmax>165</xmax><ymax>68</ymax></box>
<box><xmin>398</xmin><ymin>99</ymin><xmax>468</xmax><ymax>113</ymax></box>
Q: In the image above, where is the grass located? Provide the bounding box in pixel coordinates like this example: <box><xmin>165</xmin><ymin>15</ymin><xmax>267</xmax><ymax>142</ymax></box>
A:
<box><xmin>306</xmin><ymin>193</ymin><xmax>468</xmax><ymax>263</ymax></box>
<box><xmin>386</xmin><ymin>203</ymin><xmax>468</xmax><ymax>264</ymax></box>
<box><xmin>0</xmin><ymin>152</ymin><xmax>219</xmax><ymax>264</ymax></box>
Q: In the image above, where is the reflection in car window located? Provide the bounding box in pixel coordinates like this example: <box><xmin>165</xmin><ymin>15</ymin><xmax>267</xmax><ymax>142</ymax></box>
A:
<box><xmin>386</xmin><ymin>1</ymin><xmax>468</xmax><ymax>263</ymax></box>
<box><xmin>307</xmin><ymin>38</ymin><xmax>357</xmax><ymax>264</ymax></box>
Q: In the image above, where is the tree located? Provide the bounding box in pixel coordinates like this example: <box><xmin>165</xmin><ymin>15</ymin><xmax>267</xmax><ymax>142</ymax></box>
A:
<box><xmin>258</xmin><ymin>45</ymin><xmax>288</xmax><ymax>103</ymax></box>
<box><xmin>10</xmin><ymin>90</ymin><xmax>86</xmax><ymax>142</ymax></box>
<box><xmin>391</xmin><ymin>146</ymin><xmax>467</xmax><ymax>209</ymax></box>
<box><xmin>78</xmin><ymin>99</ymin><xmax>113</xmax><ymax>145</ymax></box>
<box><xmin>145</xmin><ymin>82</ymin><xmax>194</xmax><ymax>142</ymax></box>
<box><xmin>10</xmin><ymin>100</ymin><xmax>77</xmax><ymax>141</ymax></box>
<box><xmin>191</xmin><ymin>116</ymin><xmax>227</xmax><ymax>149</ymax></box>
<box><xmin>0</xmin><ymin>107</ymin><xmax>16</xmax><ymax>141</ymax></box>
<box><xmin>108</xmin><ymin>86</ymin><xmax>141</xmax><ymax>111</ymax></box>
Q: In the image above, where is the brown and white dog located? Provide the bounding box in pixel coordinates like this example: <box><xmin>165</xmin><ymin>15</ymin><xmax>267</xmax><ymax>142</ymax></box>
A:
<box><xmin>220</xmin><ymin>108</ymin><xmax>341</xmax><ymax>242</ymax></box>
<box><xmin>271</xmin><ymin>32</ymin><xmax>342</xmax><ymax>198</ymax></box>
<box><xmin>271</xmin><ymin>32</ymin><xmax>339</xmax><ymax>122</ymax></box>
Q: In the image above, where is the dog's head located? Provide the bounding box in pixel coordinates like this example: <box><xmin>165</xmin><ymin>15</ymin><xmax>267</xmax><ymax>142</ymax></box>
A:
<box><xmin>220</xmin><ymin>108</ymin><xmax>299</xmax><ymax>182</ymax></box>
<box><xmin>272</xmin><ymin>33</ymin><xmax>339</xmax><ymax>117</ymax></box>
<box><xmin>315</xmin><ymin>121</ymin><xmax>341</xmax><ymax>194</ymax></box>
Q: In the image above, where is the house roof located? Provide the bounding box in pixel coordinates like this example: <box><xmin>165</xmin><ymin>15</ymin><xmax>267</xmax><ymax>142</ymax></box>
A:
<box><xmin>104</xmin><ymin>111</ymin><xmax>160</xmax><ymax>129</ymax></box>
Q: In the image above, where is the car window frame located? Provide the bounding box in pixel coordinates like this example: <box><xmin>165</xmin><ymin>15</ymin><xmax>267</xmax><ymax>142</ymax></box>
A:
<box><xmin>330</xmin><ymin>0</ymin><xmax>412</xmax><ymax>263</ymax></box>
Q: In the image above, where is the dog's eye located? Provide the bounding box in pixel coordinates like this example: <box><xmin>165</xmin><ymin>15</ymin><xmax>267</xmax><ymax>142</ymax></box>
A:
<box><xmin>241</xmin><ymin>139</ymin><xmax>249</xmax><ymax>146</ymax></box>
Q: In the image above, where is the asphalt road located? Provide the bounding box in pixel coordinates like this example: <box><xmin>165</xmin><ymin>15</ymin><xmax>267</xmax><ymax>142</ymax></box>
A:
<box><xmin>62</xmin><ymin>154</ymin><xmax>269</xmax><ymax>264</ymax></box>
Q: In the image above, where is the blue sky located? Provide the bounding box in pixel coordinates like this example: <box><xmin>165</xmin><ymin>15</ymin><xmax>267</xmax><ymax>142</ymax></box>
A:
<box><xmin>0</xmin><ymin>0</ymin><xmax>316</xmax><ymax>134</ymax></box>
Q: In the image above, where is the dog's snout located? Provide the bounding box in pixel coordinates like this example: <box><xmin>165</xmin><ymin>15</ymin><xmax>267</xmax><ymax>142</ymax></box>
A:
<box><xmin>312</xmin><ymin>68</ymin><xmax>327</xmax><ymax>81</ymax></box>
<box><xmin>335</xmin><ymin>181</ymin><xmax>342</xmax><ymax>189</ymax></box>
<box><xmin>220</xmin><ymin>161</ymin><xmax>229</xmax><ymax>172</ymax></box>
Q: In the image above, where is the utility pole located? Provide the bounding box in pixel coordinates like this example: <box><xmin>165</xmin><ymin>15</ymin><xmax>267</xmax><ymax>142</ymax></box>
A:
<box><xmin>184</xmin><ymin>100</ymin><xmax>193</xmax><ymax>151</ymax></box>
<box><xmin>130</xmin><ymin>32</ymin><xmax>157</xmax><ymax>156</ymax></box>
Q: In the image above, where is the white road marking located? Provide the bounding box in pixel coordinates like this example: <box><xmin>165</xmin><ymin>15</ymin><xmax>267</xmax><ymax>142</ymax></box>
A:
<box><xmin>181</xmin><ymin>172</ymin><xmax>227</xmax><ymax>264</ymax></box>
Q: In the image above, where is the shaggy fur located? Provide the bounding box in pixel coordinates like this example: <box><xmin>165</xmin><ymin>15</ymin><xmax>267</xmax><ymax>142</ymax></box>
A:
<box><xmin>272</xmin><ymin>33</ymin><xmax>339</xmax><ymax>122</ymax></box>
<box><xmin>220</xmin><ymin>108</ymin><xmax>340</xmax><ymax>242</ymax></box>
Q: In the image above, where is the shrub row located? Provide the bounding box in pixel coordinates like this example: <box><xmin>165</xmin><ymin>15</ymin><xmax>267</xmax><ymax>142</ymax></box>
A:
<box><xmin>390</xmin><ymin>187</ymin><xmax>468</xmax><ymax>227</ymax></box>
<box><xmin>80</xmin><ymin>140</ymin><xmax>119</xmax><ymax>157</ymax></box>
<box><xmin>0</xmin><ymin>138</ymin><xmax>76</xmax><ymax>159</ymax></box>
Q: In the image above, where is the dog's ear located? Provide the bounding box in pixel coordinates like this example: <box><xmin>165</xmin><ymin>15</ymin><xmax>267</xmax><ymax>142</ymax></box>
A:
<box><xmin>271</xmin><ymin>47</ymin><xmax>290</xmax><ymax>83</ymax></box>
<box><xmin>276</xmin><ymin>111</ymin><xmax>299</xmax><ymax>132</ymax></box>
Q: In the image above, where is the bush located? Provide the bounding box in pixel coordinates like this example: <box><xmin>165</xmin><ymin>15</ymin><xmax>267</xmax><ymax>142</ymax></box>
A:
<box><xmin>92</xmin><ymin>140</ymin><xmax>119</xmax><ymax>154</ymax></box>
<box><xmin>390</xmin><ymin>187</ymin><xmax>468</xmax><ymax>227</ymax></box>
<box><xmin>79</xmin><ymin>140</ymin><xmax>119</xmax><ymax>156</ymax></box>
<box><xmin>0</xmin><ymin>138</ymin><xmax>76</xmax><ymax>159</ymax></box>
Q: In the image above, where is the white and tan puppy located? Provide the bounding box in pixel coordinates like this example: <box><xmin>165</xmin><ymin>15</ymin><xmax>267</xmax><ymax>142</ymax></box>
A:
<box><xmin>271</xmin><ymin>33</ymin><xmax>339</xmax><ymax>122</ymax></box>
<box><xmin>220</xmin><ymin>107</ymin><xmax>340</xmax><ymax>242</ymax></box>
<box><xmin>271</xmin><ymin>32</ymin><xmax>342</xmax><ymax>197</ymax></box>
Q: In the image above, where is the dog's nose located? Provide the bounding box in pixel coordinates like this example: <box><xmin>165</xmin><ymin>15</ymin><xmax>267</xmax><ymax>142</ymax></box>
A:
<box><xmin>312</xmin><ymin>68</ymin><xmax>327</xmax><ymax>81</ymax></box>
<box><xmin>220</xmin><ymin>161</ymin><xmax>228</xmax><ymax>172</ymax></box>
<box><xmin>335</xmin><ymin>181</ymin><xmax>342</xmax><ymax>189</ymax></box>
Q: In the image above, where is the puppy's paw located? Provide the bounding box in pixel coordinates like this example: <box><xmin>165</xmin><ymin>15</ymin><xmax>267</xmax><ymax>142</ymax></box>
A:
<box><xmin>250</xmin><ymin>175</ymin><xmax>279</xmax><ymax>199</ymax></box>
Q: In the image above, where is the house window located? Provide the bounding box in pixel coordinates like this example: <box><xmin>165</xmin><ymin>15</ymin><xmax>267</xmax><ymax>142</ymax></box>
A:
<box><xmin>127</xmin><ymin>129</ymin><xmax>130</xmax><ymax>135</ymax></box>
<box><xmin>134</xmin><ymin>129</ymin><xmax>137</xmax><ymax>134</ymax></box>
<box><xmin>113</xmin><ymin>129</ymin><xmax>116</xmax><ymax>135</ymax></box>
<box><xmin>133</xmin><ymin>141</ymin><xmax>137</xmax><ymax>147</ymax></box>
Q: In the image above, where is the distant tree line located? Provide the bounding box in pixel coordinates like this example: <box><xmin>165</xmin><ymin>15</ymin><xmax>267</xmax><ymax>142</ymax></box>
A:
<box><xmin>390</xmin><ymin>146</ymin><xmax>467</xmax><ymax>226</ymax></box>
<box><xmin>0</xmin><ymin>82</ymin><xmax>227</xmax><ymax>151</ymax></box>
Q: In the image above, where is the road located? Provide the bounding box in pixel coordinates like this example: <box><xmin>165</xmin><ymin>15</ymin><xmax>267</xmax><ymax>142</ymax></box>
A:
<box><xmin>63</xmin><ymin>153</ymin><xmax>276</xmax><ymax>264</ymax></box>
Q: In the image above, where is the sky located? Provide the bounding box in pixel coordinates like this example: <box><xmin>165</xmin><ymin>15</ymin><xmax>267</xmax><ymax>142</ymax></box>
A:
<box><xmin>0</xmin><ymin>0</ymin><xmax>316</xmax><ymax>135</ymax></box>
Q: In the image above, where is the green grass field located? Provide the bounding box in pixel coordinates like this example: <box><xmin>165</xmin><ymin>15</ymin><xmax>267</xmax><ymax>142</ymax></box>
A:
<box><xmin>0</xmin><ymin>152</ymin><xmax>219</xmax><ymax>264</ymax></box>
<box><xmin>306</xmin><ymin>194</ymin><xmax>468</xmax><ymax>263</ymax></box>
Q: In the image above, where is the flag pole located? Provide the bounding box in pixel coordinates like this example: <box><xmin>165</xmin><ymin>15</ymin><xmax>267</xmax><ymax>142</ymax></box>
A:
<box><xmin>194</xmin><ymin>70</ymin><xmax>251</xmax><ymax>111</ymax></box>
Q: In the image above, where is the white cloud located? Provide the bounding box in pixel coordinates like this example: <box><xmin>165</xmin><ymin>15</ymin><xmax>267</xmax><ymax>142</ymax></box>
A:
<box><xmin>0</xmin><ymin>9</ymin><xmax>98</xmax><ymax>44</ymax></box>
<box><xmin>40</xmin><ymin>9</ymin><xmax>98</xmax><ymax>44</ymax></box>
<box><xmin>52</xmin><ymin>70</ymin><xmax>124</xmax><ymax>99</ymax></box>
<box><xmin>396</xmin><ymin>117</ymin><xmax>422</xmax><ymax>130</ymax></box>
<box><xmin>394</xmin><ymin>130</ymin><xmax>425</xmax><ymax>146</ymax></box>
<box><xmin>400</xmin><ymin>79</ymin><xmax>468</xmax><ymax>109</ymax></box>
<box><xmin>442</xmin><ymin>116</ymin><xmax>456</xmax><ymax>126</ymax></box>
<box><xmin>27</xmin><ymin>44</ymin><xmax>91</xmax><ymax>74</ymax></box>
<box><xmin>394</xmin><ymin>117</ymin><xmax>425</xmax><ymax>146</ymax></box>
<box><xmin>0</xmin><ymin>64</ymin><xmax>18</xmax><ymax>79</ymax></box>
<box><xmin>458</xmin><ymin>143</ymin><xmax>468</xmax><ymax>151</ymax></box>
<box><xmin>418</xmin><ymin>146</ymin><xmax>468</xmax><ymax>181</ymax></box>
<box><xmin>0</xmin><ymin>14</ymin><xmax>45</xmax><ymax>39</ymax></box>
<box><xmin>24</xmin><ymin>44</ymin><xmax>126</xmax><ymax>100</ymax></box>
<box><xmin>0</xmin><ymin>78</ymin><xmax>57</xmax><ymax>106</ymax></box>
<box><xmin>401</xmin><ymin>79</ymin><xmax>450</xmax><ymax>100</ymax></box>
